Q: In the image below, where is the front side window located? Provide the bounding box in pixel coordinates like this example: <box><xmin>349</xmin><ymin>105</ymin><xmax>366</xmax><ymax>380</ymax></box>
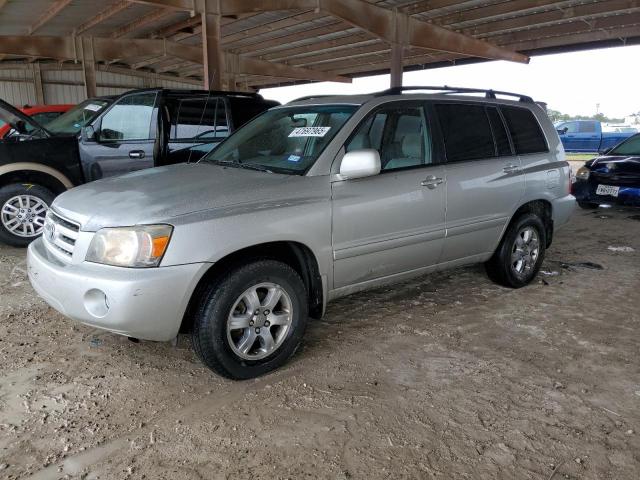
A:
<box><xmin>346</xmin><ymin>104</ymin><xmax>430</xmax><ymax>171</ymax></box>
<box><xmin>203</xmin><ymin>105</ymin><xmax>356</xmax><ymax>174</ymax></box>
<box><xmin>579</xmin><ymin>121</ymin><xmax>597</xmax><ymax>133</ymax></box>
<box><xmin>436</xmin><ymin>103</ymin><xmax>495</xmax><ymax>162</ymax></box>
<box><xmin>502</xmin><ymin>106</ymin><xmax>548</xmax><ymax>155</ymax></box>
<box><xmin>46</xmin><ymin>99</ymin><xmax>110</xmax><ymax>135</ymax></box>
<box><xmin>99</xmin><ymin>92</ymin><xmax>156</xmax><ymax>141</ymax></box>
<box><xmin>609</xmin><ymin>134</ymin><xmax>640</xmax><ymax>156</ymax></box>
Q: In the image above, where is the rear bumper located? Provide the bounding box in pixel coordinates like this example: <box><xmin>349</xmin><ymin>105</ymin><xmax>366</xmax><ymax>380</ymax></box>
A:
<box><xmin>551</xmin><ymin>194</ymin><xmax>576</xmax><ymax>229</ymax></box>
<box><xmin>27</xmin><ymin>238</ymin><xmax>209</xmax><ymax>341</ymax></box>
<box><xmin>574</xmin><ymin>180</ymin><xmax>640</xmax><ymax>206</ymax></box>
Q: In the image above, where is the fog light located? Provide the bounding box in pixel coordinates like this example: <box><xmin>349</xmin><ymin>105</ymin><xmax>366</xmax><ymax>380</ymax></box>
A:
<box><xmin>84</xmin><ymin>289</ymin><xmax>109</xmax><ymax>318</ymax></box>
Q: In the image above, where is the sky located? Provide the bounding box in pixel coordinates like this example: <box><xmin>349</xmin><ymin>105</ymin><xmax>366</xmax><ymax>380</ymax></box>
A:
<box><xmin>261</xmin><ymin>44</ymin><xmax>640</xmax><ymax>120</ymax></box>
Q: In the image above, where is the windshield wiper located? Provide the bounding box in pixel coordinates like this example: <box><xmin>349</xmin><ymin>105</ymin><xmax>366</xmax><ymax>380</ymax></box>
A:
<box><xmin>209</xmin><ymin>159</ymin><xmax>273</xmax><ymax>173</ymax></box>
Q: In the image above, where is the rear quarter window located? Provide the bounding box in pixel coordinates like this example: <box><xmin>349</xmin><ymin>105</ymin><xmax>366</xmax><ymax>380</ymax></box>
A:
<box><xmin>501</xmin><ymin>106</ymin><xmax>548</xmax><ymax>154</ymax></box>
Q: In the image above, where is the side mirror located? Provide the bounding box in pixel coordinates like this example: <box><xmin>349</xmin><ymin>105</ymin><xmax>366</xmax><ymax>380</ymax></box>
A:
<box><xmin>339</xmin><ymin>149</ymin><xmax>381</xmax><ymax>180</ymax></box>
<box><xmin>81</xmin><ymin>125</ymin><xmax>97</xmax><ymax>142</ymax></box>
<box><xmin>557</xmin><ymin>127</ymin><xmax>568</xmax><ymax>135</ymax></box>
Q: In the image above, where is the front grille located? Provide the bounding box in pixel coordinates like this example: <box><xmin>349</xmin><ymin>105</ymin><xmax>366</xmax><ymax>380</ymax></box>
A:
<box><xmin>43</xmin><ymin>210</ymin><xmax>80</xmax><ymax>259</ymax></box>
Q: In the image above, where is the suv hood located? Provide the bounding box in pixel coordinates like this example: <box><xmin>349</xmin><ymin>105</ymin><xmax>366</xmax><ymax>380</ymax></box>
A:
<box><xmin>0</xmin><ymin>98</ymin><xmax>49</xmax><ymax>137</ymax></box>
<box><xmin>52</xmin><ymin>162</ymin><xmax>308</xmax><ymax>231</ymax></box>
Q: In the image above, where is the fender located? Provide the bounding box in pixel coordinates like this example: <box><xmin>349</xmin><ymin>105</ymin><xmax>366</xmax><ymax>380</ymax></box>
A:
<box><xmin>0</xmin><ymin>162</ymin><xmax>74</xmax><ymax>189</ymax></box>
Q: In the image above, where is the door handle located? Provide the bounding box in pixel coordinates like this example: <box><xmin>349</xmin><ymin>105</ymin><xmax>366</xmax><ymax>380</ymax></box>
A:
<box><xmin>421</xmin><ymin>175</ymin><xmax>444</xmax><ymax>189</ymax></box>
<box><xmin>129</xmin><ymin>150</ymin><xmax>145</xmax><ymax>159</ymax></box>
<box><xmin>503</xmin><ymin>164</ymin><xmax>520</xmax><ymax>173</ymax></box>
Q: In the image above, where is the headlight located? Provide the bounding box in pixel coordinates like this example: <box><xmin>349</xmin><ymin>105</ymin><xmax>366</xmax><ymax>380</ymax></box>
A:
<box><xmin>86</xmin><ymin>225</ymin><xmax>173</xmax><ymax>267</ymax></box>
<box><xmin>575</xmin><ymin>166</ymin><xmax>590</xmax><ymax>180</ymax></box>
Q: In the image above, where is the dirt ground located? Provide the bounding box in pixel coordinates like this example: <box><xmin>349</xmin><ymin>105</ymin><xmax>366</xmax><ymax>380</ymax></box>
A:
<box><xmin>1</xmin><ymin>205</ymin><xmax>639</xmax><ymax>480</ymax></box>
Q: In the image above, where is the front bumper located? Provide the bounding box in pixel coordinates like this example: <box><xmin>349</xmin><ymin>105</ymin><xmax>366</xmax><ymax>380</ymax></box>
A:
<box><xmin>574</xmin><ymin>179</ymin><xmax>640</xmax><ymax>206</ymax></box>
<box><xmin>27</xmin><ymin>238</ymin><xmax>209</xmax><ymax>341</ymax></box>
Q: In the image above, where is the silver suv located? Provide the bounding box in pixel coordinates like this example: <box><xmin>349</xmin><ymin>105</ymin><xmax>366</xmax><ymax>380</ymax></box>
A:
<box><xmin>27</xmin><ymin>86</ymin><xmax>575</xmax><ymax>379</ymax></box>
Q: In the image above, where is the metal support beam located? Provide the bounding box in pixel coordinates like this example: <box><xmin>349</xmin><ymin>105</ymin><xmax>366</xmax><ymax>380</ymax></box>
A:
<box><xmin>75</xmin><ymin>1</ymin><xmax>130</xmax><ymax>35</ymax></box>
<box><xmin>32</xmin><ymin>63</ymin><xmax>45</xmax><ymax>104</ymax></box>
<box><xmin>111</xmin><ymin>8</ymin><xmax>174</xmax><ymax>38</ymax></box>
<box><xmin>200</xmin><ymin>3</ymin><xmax>224</xmax><ymax>90</ymax></box>
<box><xmin>29</xmin><ymin>0</ymin><xmax>73</xmax><ymax>35</ymax></box>
<box><xmin>80</xmin><ymin>37</ymin><xmax>97</xmax><ymax>98</ymax></box>
<box><xmin>390</xmin><ymin>44</ymin><xmax>403</xmax><ymax>88</ymax></box>
<box><xmin>0</xmin><ymin>35</ymin><xmax>351</xmax><ymax>84</ymax></box>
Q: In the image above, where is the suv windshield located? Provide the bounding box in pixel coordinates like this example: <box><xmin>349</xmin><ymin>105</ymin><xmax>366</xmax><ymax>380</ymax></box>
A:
<box><xmin>202</xmin><ymin>105</ymin><xmax>357</xmax><ymax>174</ymax></box>
<box><xmin>609</xmin><ymin>134</ymin><xmax>640</xmax><ymax>156</ymax></box>
<box><xmin>46</xmin><ymin>99</ymin><xmax>111</xmax><ymax>135</ymax></box>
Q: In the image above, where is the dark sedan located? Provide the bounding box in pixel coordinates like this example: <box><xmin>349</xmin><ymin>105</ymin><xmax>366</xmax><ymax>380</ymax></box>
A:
<box><xmin>574</xmin><ymin>133</ymin><xmax>640</xmax><ymax>209</ymax></box>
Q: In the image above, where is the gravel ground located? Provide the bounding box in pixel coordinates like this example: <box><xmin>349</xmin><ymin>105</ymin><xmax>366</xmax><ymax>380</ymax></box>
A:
<box><xmin>1</xmin><ymin>205</ymin><xmax>639</xmax><ymax>479</ymax></box>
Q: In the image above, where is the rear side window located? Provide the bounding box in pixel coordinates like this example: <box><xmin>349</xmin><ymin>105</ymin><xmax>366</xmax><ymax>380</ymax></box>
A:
<box><xmin>501</xmin><ymin>106</ymin><xmax>548</xmax><ymax>154</ymax></box>
<box><xmin>436</xmin><ymin>103</ymin><xmax>495</xmax><ymax>162</ymax></box>
<box><xmin>486</xmin><ymin>107</ymin><xmax>512</xmax><ymax>156</ymax></box>
<box><xmin>173</xmin><ymin>97</ymin><xmax>228</xmax><ymax>140</ymax></box>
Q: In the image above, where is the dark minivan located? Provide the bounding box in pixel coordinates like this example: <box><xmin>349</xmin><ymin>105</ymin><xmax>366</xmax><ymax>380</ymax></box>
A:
<box><xmin>0</xmin><ymin>89</ymin><xmax>278</xmax><ymax>246</ymax></box>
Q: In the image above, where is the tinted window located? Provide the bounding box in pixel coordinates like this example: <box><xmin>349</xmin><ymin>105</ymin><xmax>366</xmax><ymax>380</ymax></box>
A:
<box><xmin>502</xmin><ymin>106</ymin><xmax>548</xmax><ymax>154</ymax></box>
<box><xmin>579</xmin><ymin>121</ymin><xmax>597</xmax><ymax>133</ymax></box>
<box><xmin>100</xmin><ymin>92</ymin><xmax>156</xmax><ymax>141</ymax></box>
<box><xmin>436</xmin><ymin>103</ymin><xmax>495</xmax><ymax>162</ymax></box>
<box><xmin>487</xmin><ymin>107</ymin><xmax>512</xmax><ymax>156</ymax></box>
<box><xmin>173</xmin><ymin>98</ymin><xmax>228</xmax><ymax>140</ymax></box>
<box><xmin>347</xmin><ymin>105</ymin><xmax>430</xmax><ymax>171</ymax></box>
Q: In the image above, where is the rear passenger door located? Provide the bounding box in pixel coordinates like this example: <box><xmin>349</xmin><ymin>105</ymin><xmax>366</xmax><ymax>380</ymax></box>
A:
<box><xmin>501</xmin><ymin>105</ymin><xmax>553</xmax><ymax>205</ymax></box>
<box><xmin>165</xmin><ymin>96</ymin><xmax>229</xmax><ymax>164</ymax></box>
<box><xmin>435</xmin><ymin>102</ymin><xmax>524</xmax><ymax>262</ymax></box>
<box><xmin>331</xmin><ymin>102</ymin><xmax>446</xmax><ymax>288</ymax></box>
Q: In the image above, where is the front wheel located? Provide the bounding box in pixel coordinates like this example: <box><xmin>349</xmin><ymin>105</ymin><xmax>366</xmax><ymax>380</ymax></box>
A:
<box><xmin>192</xmin><ymin>260</ymin><xmax>308</xmax><ymax>380</ymax></box>
<box><xmin>0</xmin><ymin>183</ymin><xmax>54</xmax><ymax>247</ymax></box>
<box><xmin>485</xmin><ymin>213</ymin><xmax>546</xmax><ymax>288</ymax></box>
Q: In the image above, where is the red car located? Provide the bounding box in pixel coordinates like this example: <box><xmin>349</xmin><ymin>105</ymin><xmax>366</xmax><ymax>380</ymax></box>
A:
<box><xmin>0</xmin><ymin>104</ymin><xmax>73</xmax><ymax>137</ymax></box>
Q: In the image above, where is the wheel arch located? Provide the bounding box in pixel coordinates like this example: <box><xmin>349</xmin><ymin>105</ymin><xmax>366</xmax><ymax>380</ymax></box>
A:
<box><xmin>509</xmin><ymin>199</ymin><xmax>554</xmax><ymax>248</ymax></box>
<box><xmin>0</xmin><ymin>163</ymin><xmax>73</xmax><ymax>195</ymax></box>
<box><xmin>179</xmin><ymin>241</ymin><xmax>324</xmax><ymax>334</ymax></box>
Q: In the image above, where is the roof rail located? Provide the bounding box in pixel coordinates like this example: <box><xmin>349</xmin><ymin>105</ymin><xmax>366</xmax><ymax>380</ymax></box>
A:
<box><xmin>289</xmin><ymin>94</ymin><xmax>337</xmax><ymax>103</ymax></box>
<box><xmin>374</xmin><ymin>85</ymin><xmax>534</xmax><ymax>103</ymax></box>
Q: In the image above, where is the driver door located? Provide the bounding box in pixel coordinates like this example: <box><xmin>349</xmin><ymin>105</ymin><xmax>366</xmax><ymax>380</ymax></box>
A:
<box><xmin>79</xmin><ymin>91</ymin><xmax>158</xmax><ymax>181</ymax></box>
<box><xmin>331</xmin><ymin>102</ymin><xmax>446</xmax><ymax>289</ymax></box>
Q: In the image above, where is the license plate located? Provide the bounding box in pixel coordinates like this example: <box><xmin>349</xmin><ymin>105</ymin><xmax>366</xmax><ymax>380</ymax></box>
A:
<box><xmin>596</xmin><ymin>184</ymin><xmax>620</xmax><ymax>197</ymax></box>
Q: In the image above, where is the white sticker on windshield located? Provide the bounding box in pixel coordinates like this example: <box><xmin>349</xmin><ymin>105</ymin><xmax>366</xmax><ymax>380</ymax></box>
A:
<box><xmin>84</xmin><ymin>104</ymin><xmax>102</xmax><ymax>112</ymax></box>
<box><xmin>289</xmin><ymin>127</ymin><xmax>330</xmax><ymax>137</ymax></box>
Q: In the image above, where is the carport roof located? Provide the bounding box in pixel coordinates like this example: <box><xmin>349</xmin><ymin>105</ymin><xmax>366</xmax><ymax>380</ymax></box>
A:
<box><xmin>0</xmin><ymin>0</ymin><xmax>639</xmax><ymax>89</ymax></box>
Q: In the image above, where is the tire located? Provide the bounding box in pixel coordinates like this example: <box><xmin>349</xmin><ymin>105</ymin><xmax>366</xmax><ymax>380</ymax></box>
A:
<box><xmin>0</xmin><ymin>183</ymin><xmax>55</xmax><ymax>248</ymax></box>
<box><xmin>485</xmin><ymin>213</ymin><xmax>546</xmax><ymax>288</ymax></box>
<box><xmin>577</xmin><ymin>201</ymin><xmax>599</xmax><ymax>209</ymax></box>
<box><xmin>192</xmin><ymin>259</ymin><xmax>308</xmax><ymax>380</ymax></box>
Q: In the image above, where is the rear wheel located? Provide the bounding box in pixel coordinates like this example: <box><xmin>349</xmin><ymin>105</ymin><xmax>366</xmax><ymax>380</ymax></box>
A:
<box><xmin>577</xmin><ymin>201</ymin><xmax>599</xmax><ymax>209</ymax></box>
<box><xmin>485</xmin><ymin>213</ymin><xmax>546</xmax><ymax>288</ymax></box>
<box><xmin>192</xmin><ymin>259</ymin><xmax>308</xmax><ymax>380</ymax></box>
<box><xmin>0</xmin><ymin>183</ymin><xmax>54</xmax><ymax>247</ymax></box>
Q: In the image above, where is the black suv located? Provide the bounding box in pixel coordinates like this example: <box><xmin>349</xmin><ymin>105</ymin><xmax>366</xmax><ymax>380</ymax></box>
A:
<box><xmin>0</xmin><ymin>89</ymin><xmax>278</xmax><ymax>246</ymax></box>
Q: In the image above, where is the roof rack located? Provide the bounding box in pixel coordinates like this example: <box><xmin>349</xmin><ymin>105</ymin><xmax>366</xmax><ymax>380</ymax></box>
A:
<box><xmin>289</xmin><ymin>94</ymin><xmax>338</xmax><ymax>102</ymax></box>
<box><xmin>374</xmin><ymin>85</ymin><xmax>534</xmax><ymax>103</ymax></box>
